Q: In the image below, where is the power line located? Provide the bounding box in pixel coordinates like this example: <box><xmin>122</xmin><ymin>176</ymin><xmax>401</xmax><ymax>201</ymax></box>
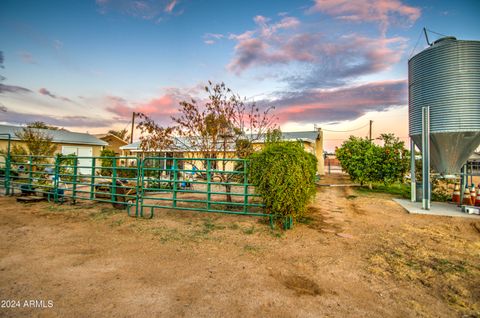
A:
<box><xmin>321</xmin><ymin>122</ymin><xmax>370</xmax><ymax>133</ymax></box>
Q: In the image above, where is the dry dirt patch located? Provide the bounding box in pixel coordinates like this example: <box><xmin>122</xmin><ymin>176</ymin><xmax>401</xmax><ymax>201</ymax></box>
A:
<box><xmin>0</xmin><ymin>179</ymin><xmax>479</xmax><ymax>317</ymax></box>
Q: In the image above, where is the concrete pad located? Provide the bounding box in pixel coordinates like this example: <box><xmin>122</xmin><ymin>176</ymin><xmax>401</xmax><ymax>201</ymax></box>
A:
<box><xmin>393</xmin><ymin>199</ymin><xmax>480</xmax><ymax>219</ymax></box>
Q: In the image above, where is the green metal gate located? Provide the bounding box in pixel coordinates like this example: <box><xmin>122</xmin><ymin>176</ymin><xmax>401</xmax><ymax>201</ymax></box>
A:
<box><xmin>133</xmin><ymin>157</ymin><xmax>266</xmax><ymax>219</ymax></box>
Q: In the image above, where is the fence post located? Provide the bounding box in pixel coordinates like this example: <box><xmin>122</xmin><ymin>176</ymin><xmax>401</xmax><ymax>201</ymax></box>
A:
<box><xmin>53</xmin><ymin>155</ymin><xmax>60</xmax><ymax>203</ymax></box>
<box><xmin>72</xmin><ymin>157</ymin><xmax>78</xmax><ymax>204</ymax></box>
<box><xmin>0</xmin><ymin>134</ymin><xmax>11</xmax><ymax>194</ymax></box>
<box><xmin>206</xmin><ymin>159</ymin><xmax>211</xmax><ymax>211</ymax></box>
<box><xmin>135</xmin><ymin>157</ymin><xmax>141</xmax><ymax>217</ymax></box>
<box><xmin>90</xmin><ymin>158</ymin><xmax>96</xmax><ymax>200</ymax></box>
<box><xmin>5</xmin><ymin>152</ymin><xmax>11</xmax><ymax>196</ymax></box>
<box><xmin>243</xmin><ymin>159</ymin><xmax>248</xmax><ymax>213</ymax></box>
<box><xmin>28</xmin><ymin>155</ymin><xmax>33</xmax><ymax>188</ymax></box>
<box><xmin>172</xmin><ymin>158</ymin><xmax>177</xmax><ymax>208</ymax></box>
<box><xmin>111</xmin><ymin>157</ymin><xmax>117</xmax><ymax>204</ymax></box>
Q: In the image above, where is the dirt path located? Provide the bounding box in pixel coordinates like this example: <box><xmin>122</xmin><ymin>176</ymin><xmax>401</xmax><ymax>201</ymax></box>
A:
<box><xmin>0</xmin><ymin>177</ymin><xmax>479</xmax><ymax>317</ymax></box>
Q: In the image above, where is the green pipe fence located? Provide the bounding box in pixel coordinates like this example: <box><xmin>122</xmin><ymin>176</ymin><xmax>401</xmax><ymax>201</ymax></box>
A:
<box><xmin>136</xmin><ymin>157</ymin><xmax>267</xmax><ymax>219</ymax></box>
<box><xmin>0</xmin><ymin>153</ymin><xmax>271</xmax><ymax>224</ymax></box>
<box><xmin>0</xmin><ymin>133</ymin><xmax>12</xmax><ymax>195</ymax></box>
<box><xmin>3</xmin><ymin>154</ymin><xmax>141</xmax><ymax>208</ymax></box>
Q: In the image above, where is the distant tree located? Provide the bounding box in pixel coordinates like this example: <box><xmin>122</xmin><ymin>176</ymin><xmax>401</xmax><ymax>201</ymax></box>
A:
<box><xmin>27</xmin><ymin>121</ymin><xmax>60</xmax><ymax>130</ymax></box>
<box><xmin>6</xmin><ymin>127</ymin><xmax>57</xmax><ymax>165</ymax></box>
<box><xmin>136</xmin><ymin>81</ymin><xmax>277</xmax><ymax>203</ymax></box>
<box><xmin>108</xmin><ymin>128</ymin><xmax>130</xmax><ymax>142</ymax></box>
<box><xmin>376</xmin><ymin>133</ymin><xmax>409</xmax><ymax>185</ymax></box>
<box><xmin>335</xmin><ymin>136</ymin><xmax>380</xmax><ymax>188</ymax></box>
<box><xmin>335</xmin><ymin>133</ymin><xmax>409</xmax><ymax>188</ymax></box>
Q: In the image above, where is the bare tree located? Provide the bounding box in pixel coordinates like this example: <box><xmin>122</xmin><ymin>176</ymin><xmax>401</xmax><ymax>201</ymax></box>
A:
<box><xmin>27</xmin><ymin>121</ymin><xmax>60</xmax><ymax>130</ymax></box>
<box><xmin>4</xmin><ymin>127</ymin><xmax>57</xmax><ymax>166</ymax></box>
<box><xmin>136</xmin><ymin>81</ymin><xmax>277</xmax><ymax>203</ymax></box>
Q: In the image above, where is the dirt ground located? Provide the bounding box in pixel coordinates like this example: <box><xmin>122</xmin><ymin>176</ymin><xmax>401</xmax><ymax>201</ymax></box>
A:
<box><xmin>1</xmin><ymin>175</ymin><xmax>479</xmax><ymax>317</ymax></box>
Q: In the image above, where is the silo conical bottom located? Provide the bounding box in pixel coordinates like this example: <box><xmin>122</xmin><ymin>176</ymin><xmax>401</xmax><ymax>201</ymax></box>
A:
<box><xmin>411</xmin><ymin>131</ymin><xmax>480</xmax><ymax>175</ymax></box>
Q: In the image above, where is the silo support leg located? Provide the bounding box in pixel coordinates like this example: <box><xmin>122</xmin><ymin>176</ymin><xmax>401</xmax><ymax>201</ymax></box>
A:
<box><xmin>410</xmin><ymin>139</ymin><xmax>416</xmax><ymax>202</ymax></box>
<box><xmin>422</xmin><ymin>107</ymin><xmax>431</xmax><ymax>210</ymax></box>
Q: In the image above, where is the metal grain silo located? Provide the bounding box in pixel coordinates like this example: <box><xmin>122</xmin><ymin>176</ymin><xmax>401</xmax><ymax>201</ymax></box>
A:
<box><xmin>409</xmin><ymin>36</ymin><xmax>480</xmax><ymax>175</ymax></box>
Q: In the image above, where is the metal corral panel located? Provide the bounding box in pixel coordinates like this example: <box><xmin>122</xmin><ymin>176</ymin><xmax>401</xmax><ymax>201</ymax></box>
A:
<box><xmin>409</xmin><ymin>37</ymin><xmax>480</xmax><ymax>174</ymax></box>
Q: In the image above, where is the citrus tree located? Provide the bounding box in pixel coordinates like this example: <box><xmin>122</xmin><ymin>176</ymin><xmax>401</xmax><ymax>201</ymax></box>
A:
<box><xmin>377</xmin><ymin>133</ymin><xmax>409</xmax><ymax>185</ymax></box>
<box><xmin>336</xmin><ymin>134</ymin><xmax>408</xmax><ymax>188</ymax></box>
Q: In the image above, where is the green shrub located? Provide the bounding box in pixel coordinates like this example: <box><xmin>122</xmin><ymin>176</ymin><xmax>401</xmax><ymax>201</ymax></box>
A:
<box><xmin>100</xmin><ymin>149</ymin><xmax>116</xmax><ymax>176</ymax></box>
<box><xmin>56</xmin><ymin>153</ymin><xmax>77</xmax><ymax>182</ymax></box>
<box><xmin>336</xmin><ymin>133</ymin><xmax>409</xmax><ymax>188</ymax></box>
<box><xmin>249</xmin><ymin>141</ymin><xmax>317</xmax><ymax>227</ymax></box>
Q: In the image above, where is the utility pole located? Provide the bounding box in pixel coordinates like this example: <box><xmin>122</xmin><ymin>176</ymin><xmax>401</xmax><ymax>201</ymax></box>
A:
<box><xmin>130</xmin><ymin>112</ymin><xmax>136</xmax><ymax>144</ymax></box>
<box><xmin>369</xmin><ymin>120</ymin><xmax>373</xmax><ymax>141</ymax></box>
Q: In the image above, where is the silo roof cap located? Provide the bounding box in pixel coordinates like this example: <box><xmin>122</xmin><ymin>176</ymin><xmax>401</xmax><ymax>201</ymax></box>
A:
<box><xmin>432</xmin><ymin>36</ymin><xmax>457</xmax><ymax>46</ymax></box>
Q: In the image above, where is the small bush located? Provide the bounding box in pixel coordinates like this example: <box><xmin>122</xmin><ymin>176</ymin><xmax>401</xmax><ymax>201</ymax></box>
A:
<box><xmin>249</xmin><ymin>141</ymin><xmax>317</xmax><ymax>227</ymax></box>
<box><xmin>56</xmin><ymin>153</ymin><xmax>77</xmax><ymax>182</ymax></box>
<box><xmin>100</xmin><ymin>149</ymin><xmax>116</xmax><ymax>176</ymax></box>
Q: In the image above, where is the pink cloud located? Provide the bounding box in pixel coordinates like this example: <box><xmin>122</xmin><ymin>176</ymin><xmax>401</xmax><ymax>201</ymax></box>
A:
<box><xmin>310</xmin><ymin>0</ymin><xmax>421</xmax><ymax>35</ymax></box>
<box><xmin>269</xmin><ymin>79</ymin><xmax>407</xmax><ymax>124</ymax></box>
<box><xmin>227</xmin><ymin>16</ymin><xmax>316</xmax><ymax>74</ymax></box>
<box><xmin>105</xmin><ymin>92</ymin><xmax>180</xmax><ymax>124</ymax></box>
<box><xmin>164</xmin><ymin>0</ymin><xmax>178</xmax><ymax>13</ymax></box>
<box><xmin>253</xmin><ymin>15</ymin><xmax>300</xmax><ymax>38</ymax></box>
<box><xmin>228</xmin><ymin>17</ymin><xmax>407</xmax><ymax>83</ymax></box>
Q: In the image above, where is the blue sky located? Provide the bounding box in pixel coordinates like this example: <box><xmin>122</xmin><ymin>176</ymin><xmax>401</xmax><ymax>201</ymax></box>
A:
<box><xmin>1</xmin><ymin>0</ymin><xmax>479</xmax><ymax>150</ymax></box>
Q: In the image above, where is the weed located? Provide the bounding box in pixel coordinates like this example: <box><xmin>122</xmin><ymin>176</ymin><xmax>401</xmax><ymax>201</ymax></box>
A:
<box><xmin>269</xmin><ymin>228</ymin><xmax>284</xmax><ymax>238</ymax></box>
<box><xmin>297</xmin><ymin>216</ymin><xmax>313</xmax><ymax>225</ymax></box>
<box><xmin>243</xmin><ymin>225</ymin><xmax>255</xmax><ymax>235</ymax></box>
<box><xmin>89</xmin><ymin>207</ymin><xmax>122</xmax><ymax>220</ymax></box>
<box><xmin>143</xmin><ymin>226</ymin><xmax>183</xmax><ymax>243</ymax></box>
<box><xmin>201</xmin><ymin>218</ymin><xmax>225</xmax><ymax>234</ymax></box>
<box><xmin>229</xmin><ymin>223</ymin><xmax>240</xmax><ymax>230</ymax></box>
<box><xmin>243</xmin><ymin>244</ymin><xmax>260</xmax><ymax>253</ymax></box>
<box><xmin>203</xmin><ymin>218</ymin><xmax>216</xmax><ymax>234</ymax></box>
<box><xmin>110</xmin><ymin>219</ymin><xmax>124</xmax><ymax>227</ymax></box>
<box><xmin>45</xmin><ymin>205</ymin><xmax>64</xmax><ymax>212</ymax></box>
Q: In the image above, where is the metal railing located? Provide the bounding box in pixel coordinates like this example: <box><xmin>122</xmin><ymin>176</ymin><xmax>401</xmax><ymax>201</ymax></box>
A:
<box><xmin>135</xmin><ymin>157</ymin><xmax>265</xmax><ymax>219</ymax></box>
<box><xmin>0</xmin><ymin>154</ymin><xmax>269</xmax><ymax>222</ymax></box>
<box><xmin>2</xmin><ymin>154</ymin><xmax>140</xmax><ymax>207</ymax></box>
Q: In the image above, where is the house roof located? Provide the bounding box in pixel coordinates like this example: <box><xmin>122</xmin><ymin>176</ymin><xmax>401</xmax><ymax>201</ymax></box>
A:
<box><xmin>93</xmin><ymin>133</ymin><xmax>128</xmax><ymax>145</ymax></box>
<box><xmin>120</xmin><ymin>130</ymin><xmax>319</xmax><ymax>152</ymax></box>
<box><xmin>253</xmin><ymin>131</ymin><xmax>319</xmax><ymax>143</ymax></box>
<box><xmin>0</xmin><ymin>124</ymin><xmax>108</xmax><ymax>146</ymax></box>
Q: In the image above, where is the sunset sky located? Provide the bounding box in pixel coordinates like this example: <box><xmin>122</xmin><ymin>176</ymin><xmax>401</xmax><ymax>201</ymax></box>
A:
<box><xmin>1</xmin><ymin>0</ymin><xmax>479</xmax><ymax>151</ymax></box>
